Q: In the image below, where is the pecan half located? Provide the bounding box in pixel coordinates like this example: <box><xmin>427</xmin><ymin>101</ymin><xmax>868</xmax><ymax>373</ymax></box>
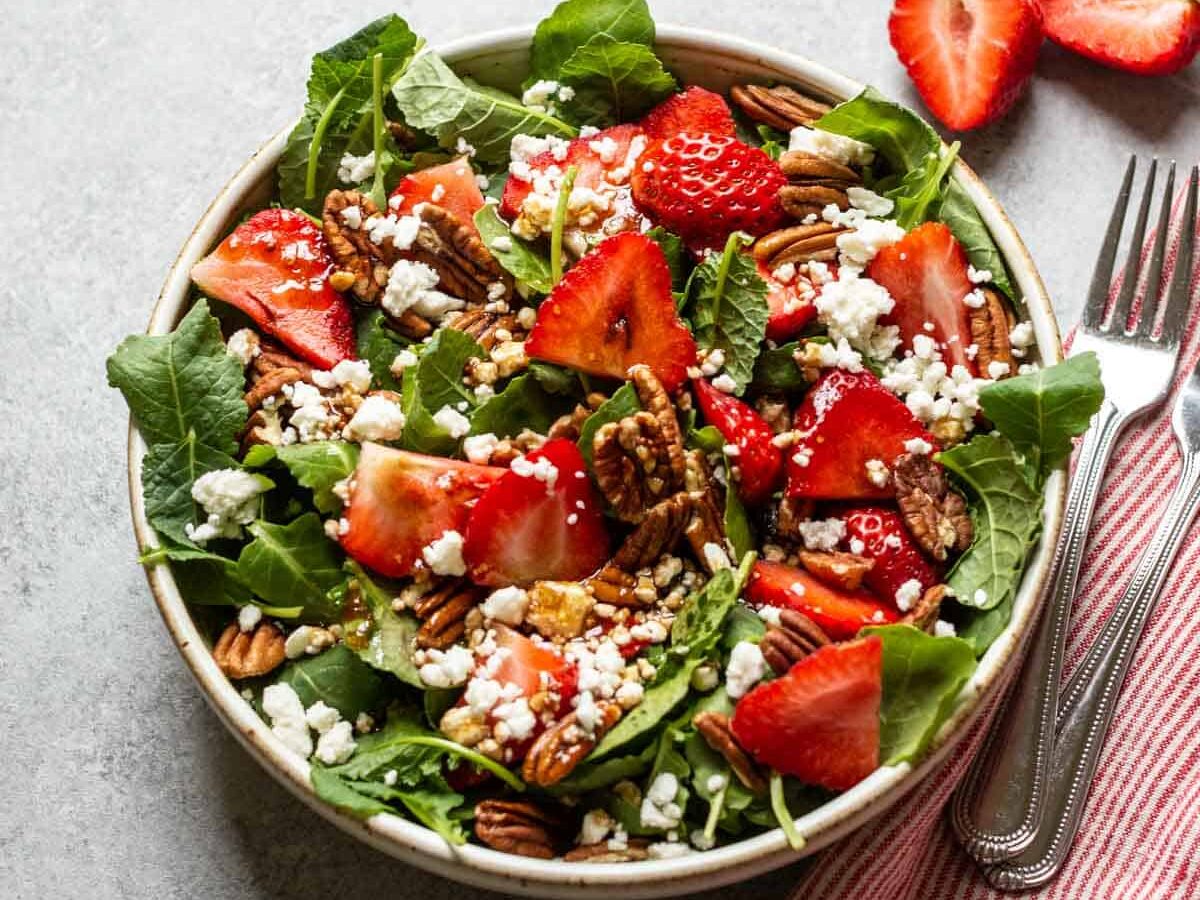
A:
<box><xmin>612</xmin><ymin>492</ymin><xmax>695</xmax><ymax>571</ymax></box>
<box><xmin>970</xmin><ymin>287</ymin><xmax>1016</xmax><ymax>377</ymax></box>
<box><xmin>893</xmin><ymin>453</ymin><xmax>973</xmax><ymax>561</ymax></box>
<box><xmin>902</xmin><ymin>584</ymin><xmax>946</xmax><ymax>634</ymax></box>
<box><xmin>730</xmin><ymin>83</ymin><xmax>831</xmax><ymax>132</ymax></box>
<box><xmin>760</xmin><ymin>609</ymin><xmax>830</xmax><ymax>675</ymax></box>
<box><xmin>548</xmin><ymin>393</ymin><xmax>608</xmax><ymax>441</ymax></box>
<box><xmin>798</xmin><ymin>550</ymin><xmax>874</xmax><ymax>591</ymax></box>
<box><xmin>686</xmin><ymin>489</ymin><xmax>729</xmax><ymax>574</ymax></box>
<box><xmin>412</xmin><ymin>580</ymin><xmax>483</xmax><ymax>650</ymax></box>
<box><xmin>522</xmin><ymin>702</ymin><xmax>623</xmax><ymax>787</ymax></box>
<box><xmin>754</xmin><ymin>222</ymin><xmax>847</xmax><ymax>270</ymax></box>
<box><xmin>474</xmin><ymin>799</ymin><xmax>571</xmax><ymax>859</ymax></box>
<box><xmin>453</xmin><ymin>309</ymin><xmax>527</xmax><ymax>351</ymax></box>
<box><xmin>411</xmin><ymin>203</ymin><xmax>512</xmax><ymax>305</ymax></box>
<box><xmin>593</xmin><ymin>412</ymin><xmax>686</xmax><ymax>523</ymax></box>
<box><xmin>322</xmin><ymin>190</ymin><xmax>397</xmax><ymax>303</ymax></box>
<box><xmin>693</xmin><ymin>711</ymin><xmax>767</xmax><ymax>794</ymax></box>
<box><xmin>778</xmin><ymin>151</ymin><xmax>863</xmax><ymax>221</ymax></box>
<box><xmin>564</xmin><ymin>839</ymin><xmax>651</xmax><ymax>863</ymax></box>
<box><xmin>586</xmin><ymin>566</ymin><xmax>652</xmax><ymax>609</ymax></box>
<box><xmin>213</xmin><ymin>621</ymin><xmax>286</xmax><ymax>679</ymax></box>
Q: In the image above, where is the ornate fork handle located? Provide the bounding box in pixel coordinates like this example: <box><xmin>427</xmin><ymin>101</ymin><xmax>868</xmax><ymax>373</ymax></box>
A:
<box><xmin>985</xmin><ymin>450</ymin><xmax>1200</xmax><ymax>890</ymax></box>
<box><xmin>952</xmin><ymin>399</ymin><xmax>1127</xmax><ymax>862</ymax></box>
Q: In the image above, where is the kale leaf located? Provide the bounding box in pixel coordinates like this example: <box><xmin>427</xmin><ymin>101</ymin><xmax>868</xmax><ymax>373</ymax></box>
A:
<box><xmin>275</xmin><ymin>643</ymin><xmax>386</xmax><ymax>720</ymax></box>
<box><xmin>577</xmin><ymin>382</ymin><xmax>640</xmax><ymax>465</ymax></box>
<box><xmin>469</xmin><ymin>373</ymin><xmax>573</xmax><ymax>439</ymax></box>
<box><xmin>528</xmin><ymin>0</ymin><xmax>656</xmax><ymax>85</ymax></box>
<box><xmin>398</xmin><ymin>328</ymin><xmax>483</xmax><ymax>455</ymax></box>
<box><xmin>558</xmin><ymin>36</ymin><xmax>677</xmax><ymax>126</ymax></box>
<box><xmin>339</xmin><ymin>562</ymin><xmax>422</xmax><ymax>686</ymax></box>
<box><xmin>249</xmin><ymin>442</ymin><xmax>358</xmax><ymax>515</ymax></box>
<box><xmin>237</xmin><ymin>513</ymin><xmax>345</xmax><ymax>621</ymax></box>
<box><xmin>474</xmin><ymin>206</ymin><xmax>554</xmax><ymax>294</ymax></box>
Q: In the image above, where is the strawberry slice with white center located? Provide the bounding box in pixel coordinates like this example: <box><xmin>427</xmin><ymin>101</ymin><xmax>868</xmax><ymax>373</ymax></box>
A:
<box><xmin>1042</xmin><ymin>0</ymin><xmax>1200</xmax><ymax>77</ymax></box>
<box><xmin>868</xmin><ymin>221</ymin><xmax>978</xmax><ymax>374</ymax></box>
<box><xmin>745</xmin><ymin>560</ymin><xmax>899</xmax><ymax>640</ymax></box>
<box><xmin>463</xmin><ymin>439</ymin><xmax>609</xmax><ymax>587</ymax></box>
<box><xmin>693</xmin><ymin>377</ymin><xmax>784</xmax><ymax>506</ymax></box>
<box><xmin>758</xmin><ymin>259</ymin><xmax>819</xmax><ymax>343</ymax></box>
<box><xmin>190</xmin><ymin>208</ymin><xmax>356</xmax><ymax>368</ymax></box>
<box><xmin>340</xmin><ymin>443</ymin><xmax>505</xmax><ymax>579</ymax></box>
<box><xmin>390</xmin><ymin>157</ymin><xmax>485</xmax><ymax>234</ymax></box>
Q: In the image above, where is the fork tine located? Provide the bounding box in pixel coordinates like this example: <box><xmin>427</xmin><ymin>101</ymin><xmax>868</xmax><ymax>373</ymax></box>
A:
<box><xmin>1083</xmin><ymin>156</ymin><xmax>1137</xmax><ymax>331</ymax></box>
<box><xmin>1135</xmin><ymin>162</ymin><xmax>1176</xmax><ymax>339</ymax></box>
<box><xmin>1109</xmin><ymin>158</ymin><xmax>1158</xmax><ymax>333</ymax></box>
<box><xmin>1159</xmin><ymin>165</ymin><xmax>1200</xmax><ymax>349</ymax></box>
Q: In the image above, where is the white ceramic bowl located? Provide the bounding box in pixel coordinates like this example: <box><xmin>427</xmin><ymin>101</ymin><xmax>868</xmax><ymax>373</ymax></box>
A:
<box><xmin>128</xmin><ymin>24</ymin><xmax>1066</xmax><ymax>899</ymax></box>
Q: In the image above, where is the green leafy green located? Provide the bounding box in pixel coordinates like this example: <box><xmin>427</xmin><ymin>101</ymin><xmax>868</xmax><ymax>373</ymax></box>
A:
<box><xmin>863</xmin><ymin>624</ymin><xmax>977</xmax><ymax>765</ymax></box>
<box><xmin>140</xmin><ymin>438</ymin><xmax>242</xmax><ymax>546</ymax></box>
<box><xmin>277</xmin><ymin>15</ymin><xmax>421</xmax><ymax>213</ymax></box>
<box><xmin>939</xmin><ymin>434</ymin><xmax>1041</xmax><ymax>612</ymax></box>
<box><xmin>171</xmin><ymin>553</ymin><xmax>255</xmax><ymax>608</ymax></box>
<box><xmin>688</xmin><ymin>424</ymin><xmax>724</xmax><ymax>453</ymax></box>
<box><xmin>237</xmin><ymin>514</ymin><xmax>344</xmax><ymax>621</ymax></box>
<box><xmin>578</xmin><ymin>382</ymin><xmax>640</xmax><ymax>465</ymax></box>
<box><xmin>474</xmin><ymin>206</ymin><xmax>554</xmax><ymax>293</ymax></box>
<box><xmin>721</xmin><ymin>604</ymin><xmax>766</xmax><ymax>651</ymax></box>
<box><xmin>393</xmin><ymin>53</ymin><xmax>576</xmax><ymax>166</ymax></box>
<box><xmin>528</xmin><ymin>0</ymin><xmax>655</xmax><ymax>84</ymax></box>
<box><xmin>769</xmin><ymin>771</ymin><xmax>806</xmax><ymax>851</ymax></box>
<box><xmin>275</xmin><ymin>644</ymin><xmax>386</xmax><ymax>720</ymax></box>
<box><xmin>683</xmin><ymin>232</ymin><xmax>770</xmax><ymax>394</ymax></box>
<box><xmin>256</xmin><ymin>442</ymin><xmax>358</xmax><ymax>514</ymax></box>
<box><xmin>549</xmin><ymin>741</ymin><xmax>658</xmax><ymax>793</ymax></box>
<box><xmin>938</xmin><ymin>181</ymin><xmax>1012</xmax><ymax>299</ymax></box>
<box><xmin>646</xmin><ymin>226</ymin><xmax>688</xmax><ymax>293</ymax></box>
<box><xmin>558</xmin><ymin>36</ymin><xmax>677</xmax><ymax>126</ymax></box>
<box><xmin>590</xmin><ymin>659</ymin><xmax>700</xmax><ymax>759</ymax></box>
<box><xmin>670</xmin><ymin>553</ymin><xmax>755</xmax><ymax>656</ymax></box>
<box><xmin>340</xmin><ymin>563</ymin><xmax>421</xmax><ymax>686</ymax></box>
<box><xmin>956</xmin><ymin>598</ymin><xmax>1014</xmax><ymax>656</ymax></box>
<box><xmin>356</xmin><ymin>310</ymin><xmax>409</xmax><ymax>392</ymax></box>
<box><xmin>753</xmin><ymin>124</ymin><xmax>786</xmax><ymax>161</ymax></box>
<box><xmin>469</xmin><ymin>373</ymin><xmax>573</xmax><ymax>439</ymax></box>
<box><xmin>891</xmin><ymin>141</ymin><xmax>960</xmax><ymax>231</ymax></box>
<box><xmin>550</xmin><ymin>164</ymin><xmax>579</xmax><ymax>284</ymax></box>
<box><xmin>399</xmin><ymin>328</ymin><xmax>484</xmax><ymax>455</ymax></box>
<box><xmin>724</xmin><ymin>479</ymin><xmax>753</xmax><ymax>561</ymax></box>
<box><xmin>980</xmin><ymin>353</ymin><xmax>1104</xmax><ymax>486</ymax></box>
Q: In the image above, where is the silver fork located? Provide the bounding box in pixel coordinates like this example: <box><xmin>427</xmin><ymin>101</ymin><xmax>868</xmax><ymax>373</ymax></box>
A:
<box><xmin>987</xmin><ymin>165</ymin><xmax>1199</xmax><ymax>889</ymax></box>
<box><xmin>951</xmin><ymin>158</ymin><xmax>1193</xmax><ymax>863</ymax></box>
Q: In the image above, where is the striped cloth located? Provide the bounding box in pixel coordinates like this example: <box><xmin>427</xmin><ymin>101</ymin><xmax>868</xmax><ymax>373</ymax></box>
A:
<box><xmin>792</xmin><ymin>206</ymin><xmax>1200</xmax><ymax>900</ymax></box>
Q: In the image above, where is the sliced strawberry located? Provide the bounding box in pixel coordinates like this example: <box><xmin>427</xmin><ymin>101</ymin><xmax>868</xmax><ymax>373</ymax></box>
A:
<box><xmin>631</xmin><ymin>133</ymin><xmax>789</xmax><ymax>253</ymax></box>
<box><xmin>868</xmin><ymin>222</ymin><xmax>978</xmax><ymax>373</ymax></box>
<box><xmin>1042</xmin><ymin>0</ymin><xmax>1200</xmax><ymax>76</ymax></box>
<box><xmin>758</xmin><ymin>259</ymin><xmax>819</xmax><ymax>342</ymax></box>
<box><xmin>525</xmin><ymin>233</ymin><xmax>697</xmax><ymax>392</ymax></box>
<box><xmin>745</xmin><ymin>560</ymin><xmax>899</xmax><ymax>640</ymax></box>
<box><xmin>340</xmin><ymin>443</ymin><xmax>505</xmax><ymax>579</ymax></box>
<box><xmin>640</xmin><ymin>86</ymin><xmax>737</xmax><ymax>139</ymax></box>
<box><xmin>390</xmin><ymin>158</ymin><xmax>485</xmax><ymax>232</ymax></box>
<box><xmin>463</xmin><ymin>439</ymin><xmax>609</xmax><ymax>587</ymax></box>
<box><xmin>889</xmin><ymin>0</ymin><xmax>1043</xmax><ymax>131</ymax></box>
<box><xmin>693</xmin><ymin>378</ymin><xmax>783</xmax><ymax>506</ymax></box>
<box><xmin>841</xmin><ymin>506</ymin><xmax>940</xmax><ymax>603</ymax></box>
<box><xmin>788</xmin><ymin>370</ymin><xmax>937</xmax><ymax>500</ymax></box>
<box><xmin>499</xmin><ymin>124</ymin><xmax>646</xmax><ymax>231</ymax></box>
<box><xmin>731</xmin><ymin>636</ymin><xmax>882</xmax><ymax>791</ymax></box>
<box><xmin>190</xmin><ymin>208</ymin><xmax>356</xmax><ymax>368</ymax></box>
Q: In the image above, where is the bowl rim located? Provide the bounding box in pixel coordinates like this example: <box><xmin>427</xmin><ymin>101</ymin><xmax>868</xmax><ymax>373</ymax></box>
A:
<box><xmin>127</xmin><ymin>22</ymin><xmax>1066</xmax><ymax>899</ymax></box>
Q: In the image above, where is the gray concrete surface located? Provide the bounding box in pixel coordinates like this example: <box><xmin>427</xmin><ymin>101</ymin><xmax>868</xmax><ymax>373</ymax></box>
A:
<box><xmin>1</xmin><ymin>2</ymin><xmax>1197</xmax><ymax>898</ymax></box>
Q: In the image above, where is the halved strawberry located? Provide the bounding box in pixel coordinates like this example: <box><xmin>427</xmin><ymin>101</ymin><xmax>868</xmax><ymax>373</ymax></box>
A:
<box><xmin>499</xmin><ymin>124</ymin><xmax>645</xmax><ymax>230</ymax></box>
<box><xmin>631</xmin><ymin>134</ymin><xmax>789</xmax><ymax>253</ymax></box>
<box><xmin>693</xmin><ymin>378</ymin><xmax>783</xmax><ymax>506</ymax></box>
<box><xmin>640</xmin><ymin>86</ymin><xmax>737</xmax><ymax>139</ymax></box>
<box><xmin>340</xmin><ymin>443</ymin><xmax>505</xmax><ymax>578</ymax></box>
<box><xmin>745</xmin><ymin>560</ymin><xmax>899</xmax><ymax>640</ymax></box>
<box><xmin>190</xmin><ymin>208</ymin><xmax>356</xmax><ymax>368</ymax></box>
<box><xmin>841</xmin><ymin>506</ymin><xmax>940</xmax><ymax>603</ymax></box>
<box><xmin>889</xmin><ymin>0</ymin><xmax>1043</xmax><ymax>131</ymax></box>
<box><xmin>525</xmin><ymin>233</ymin><xmax>697</xmax><ymax>392</ymax></box>
<box><xmin>1042</xmin><ymin>0</ymin><xmax>1200</xmax><ymax>76</ymax></box>
<box><xmin>788</xmin><ymin>370</ymin><xmax>936</xmax><ymax>500</ymax></box>
<box><xmin>758</xmin><ymin>259</ymin><xmax>819</xmax><ymax>343</ymax></box>
<box><xmin>463</xmin><ymin>439</ymin><xmax>609</xmax><ymax>587</ymax></box>
<box><xmin>868</xmin><ymin>222</ymin><xmax>978</xmax><ymax>373</ymax></box>
<box><xmin>390</xmin><ymin>157</ymin><xmax>485</xmax><ymax>233</ymax></box>
<box><xmin>731</xmin><ymin>636</ymin><xmax>882</xmax><ymax>791</ymax></box>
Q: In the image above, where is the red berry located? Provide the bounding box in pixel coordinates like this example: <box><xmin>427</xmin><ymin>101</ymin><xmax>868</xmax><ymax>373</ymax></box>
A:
<box><xmin>758</xmin><ymin>258</ymin><xmax>819</xmax><ymax>343</ymax></box>
<box><xmin>391</xmin><ymin>158</ymin><xmax>486</xmax><ymax>234</ymax></box>
<box><xmin>745</xmin><ymin>560</ymin><xmax>899</xmax><ymax>641</ymax></box>
<box><xmin>640</xmin><ymin>86</ymin><xmax>737</xmax><ymax>140</ymax></box>
<box><xmin>841</xmin><ymin>506</ymin><xmax>940</xmax><ymax>604</ymax></box>
<box><xmin>693</xmin><ymin>378</ymin><xmax>783</xmax><ymax>506</ymax></box>
<box><xmin>1042</xmin><ymin>0</ymin><xmax>1200</xmax><ymax>77</ymax></box>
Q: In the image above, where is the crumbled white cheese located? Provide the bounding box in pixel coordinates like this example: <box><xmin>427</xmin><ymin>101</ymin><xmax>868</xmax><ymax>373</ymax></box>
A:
<box><xmin>482</xmin><ymin>586</ymin><xmax>529</xmax><ymax>626</ymax></box>
<box><xmin>756</xmin><ymin>605</ymin><xmax>782</xmax><ymax>627</ymax></box>
<box><xmin>510</xmin><ymin>453</ymin><xmax>558</xmax><ymax>492</ymax></box>
<box><xmin>493</xmin><ymin>696</ymin><xmax>537</xmax><ymax>743</ymax></box>
<box><xmin>963</xmin><ymin>288</ymin><xmax>988</xmax><ymax>309</ymax></box>
<box><xmin>185</xmin><ymin>469</ymin><xmax>269</xmax><ymax>544</ymax></box>
<box><xmin>262</xmin><ymin>683</ymin><xmax>313</xmax><ymax>758</ymax></box>
<box><xmin>813</xmin><ymin>268</ymin><xmax>896</xmax><ymax>355</ymax></box>
<box><xmin>381</xmin><ymin>259</ymin><xmax>464</xmax><ymax>323</ymax></box>
<box><xmin>283</xmin><ymin>624</ymin><xmax>334</xmax><ymax>659</ymax></box>
<box><xmin>422</xmin><ymin>530</ymin><xmax>466</xmax><ymax>576</ymax></box>
<box><xmin>343</xmin><ymin>394</ymin><xmax>406</xmax><ymax>442</ymax></box>
<box><xmin>640</xmin><ymin>773</ymin><xmax>683</xmax><ymax>830</ymax></box>
<box><xmin>797</xmin><ymin>517</ymin><xmax>847</xmax><ymax>551</ymax></box>
<box><xmin>817</xmin><ymin>337</ymin><xmax>864</xmax><ymax>372</ymax></box>
<box><xmin>904</xmin><ymin>437</ymin><xmax>934</xmax><ymax>456</ymax></box>
<box><xmin>846</xmin><ymin>186</ymin><xmax>894</xmax><ymax>218</ymax></box>
<box><xmin>895</xmin><ymin>578</ymin><xmax>923</xmax><ymax>612</ymax></box>
<box><xmin>788</xmin><ymin>126</ymin><xmax>875</xmax><ymax>167</ymax></box>
<box><xmin>237</xmin><ymin>604</ymin><xmax>262</xmax><ymax>633</ymax></box>
<box><xmin>967</xmin><ymin>265</ymin><xmax>992</xmax><ymax>285</ymax></box>
<box><xmin>311</xmin><ymin>359</ymin><xmax>373</xmax><ymax>393</ymax></box>
<box><xmin>706</xmin><ymin>773</ymin><xmax>727</xmax><ymax>794</ymax></box>
<box><xmin>725</xmin><ymin>641</ymin><xmax>767</xmax><ymax>699</ymax></box>
<box><xmin>710</xmin><ymin>374</ymin><xmax>738</xmax><ymax>394</ymax></box>
<box><xmin>417</xmin><ymin>645</ymin><xmax>475</xmax><ymax>688</ymax></box>
<box><xmin>314</xmin><ymin>720</ymin><xmax>357</xmax><ymax>765</ymax></box>
<box><xmin>337</xmin><ymin>151</ymin><xmax>376</xmax><ymax>184</ymax></box>
<box><xmin>703</xmin><ymin>542</ymin><xmax>732</xmax><ymax>571</ymax></box>
<box><xmin>987</xmin><ymin>360</ymin><xmax>1011</xmax><ymax>380</ymax></box>
<box><xmin>340</xmin><ymin>204</ymin><xmax>363</xmax><ymax>230</ymax></box>
<box><xmin>934</xmin><ymin>619</ymin><xmax>958</xmax><ymax>638</ymax></box>
<box><xmin>614</xmin><ymin>681</ymin><xmax>645</xmax><ymax>709</ymax></box>
<box><xmin>383</xmin><ymin>769</ymin><xmax>399</xmax><ymax>787</ymax></box>
<box><xmin>580</xmin><ymin>809</ymin><xmax>616</xmax><ymax>846</ymax></box>
<box><xmin>365</xmin><ymin>212</ymin><xmax>421</xmax><ymax>250</ymax></box>
<box><xmin>455</xmin><ymin>136</ymin><xmax>476</xmax><ymax>158</ymax></box>
<box><xmin>431</xmin><ymin>405</ymin><xmax>471</xmax><ymax>439</ymax></box>
<box><xmin>463</xmin><ymin>432</ymin><xmax>499</xmax><ymax>465</ymax></box>
<box><xmin>974</xmin><ymin>589</ymin><xmax>989</xmax><ymax>605</ymax></box>
<box><xmin>865</xmin><ymin>458</ymin><xmax>890</xmax><ymax>488</ymax></box>
<box><xmin>226</xmin><ymin>328</ymin><xmax>260</xmax><ymax>366</ymax></box>
<box><xmin>835</xmin><ymin>215</ymin><xmax>907</xmax><ymax>268</ymax></box>
<box><xmin>521</xmin><ymin>79</ymin><xmax>574</xmax><ymax>114</ymax></box>
<box><xmin>304</xmin><ymin>701</ymin><xmax>340</xmax><ymax>735</ymax></box>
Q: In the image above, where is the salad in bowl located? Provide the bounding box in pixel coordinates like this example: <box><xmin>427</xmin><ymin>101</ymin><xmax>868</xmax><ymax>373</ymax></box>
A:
<box><xmin>109</xmin><ymin>0</ymin><xmax>1102</xmax><ymax>878</ymax></box>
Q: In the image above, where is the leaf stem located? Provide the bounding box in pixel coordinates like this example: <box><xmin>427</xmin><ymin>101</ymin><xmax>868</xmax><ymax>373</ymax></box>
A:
<box><xmin>369</xmin><ymin>52</ymin><xmax>387</xmax><ymax>209</ymax></box>
<box><xmin>769</xmin><ymin>771</ymin><xmax>806</xmax><ymax>851</ymax></box>
<box><xmin>306</xmin><ymin>85</ymin><xmax>350</xmax><ymax>201</ymax></box>
<box><xmin>711</xmin><ymin>231</ymin><xmax>748</xmax><ymax>324</ymax></box>
<box><xmin>383</xmin><ymin>736</ymin><xmax>527</xmax><ymax>791</ymax></box>
<box><xmin>550</xmin><ymin>165</ymin><xmax>579</xmax><ymax>285</ymax></box>
<box><xmin>703</xmin><ymin>782</ymin><xmax>728</xmax><ymax>843</ymax></box>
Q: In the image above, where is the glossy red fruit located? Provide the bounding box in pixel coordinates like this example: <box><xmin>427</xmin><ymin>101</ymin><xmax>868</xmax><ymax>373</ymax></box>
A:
<box><xmin>463</xmin><ymin>439</ymin><xmax>609</xmax><ymax>587</ymax></box>
<box><xmin>1041</xmin><ymin>0</ymin><xmax>1200</xmax><ymax>76</ymax></box>
<box><xmin>190</xmin><ymin>208</ymin><xmax>356</xmax><ymax>368</ymax></box>
<box><xmin>745</xmin><ymin>560</ymin><xmax>899</xmax><ymax>640</ymax></box>
<box><xmin>693</xmin><ymin>378</ymin><xmax>784</xmax><ymax>506</ymax></box>
<box><xmin>731</xmin><ymin>636</ymin><xmax>883</xmax><ymax>791</ymax></box>
<box><xmin>631</xmin><ymin>133</ymin><xmax>789</xmax><ymax>253</ymax></box>
<box><xmin>841</xmin><ymin>506</ymin><xmax>940</xmax><ymax>603</ymax></box>
<box><xmin>390</xmin><ymin>158</ymin><xmax>486</xmax><ymax>233</ymax></box>
<box><xmin>339</xmin><ymin>443</ymin><xmax>505</xmax><ymax>578</ymax></box>
<box><xmin>758</xmin><ymin>259</ymin><xmax>819</xmax><ymax>343</ymax></box>
<box><xmin>889</xmin><ymin>0</ymin><xmax>1044</xmax><ymax>131</ymax></box>
<box><xmin>787</xmin><ymin>370</ymin><xmax>937</xmax><ymax>500</ymax></box>
<box><xmin>868</xmin><ymin>222</ymin><xmax>978</xmax><ymax>374</ymax></box>
<box><xmin>525</xmin><ymin>232</ymin><xmax>697</xmax><ymax>392</ymax></box>
<box><xmin>499</xmin><ymin>124</ymin><xmax>645</xmax><ymax>231</ymax></box>
<box><xmin>640</xmin><ymin>86</ymin><xmax>737</xmax><ymax>139</ymax></box>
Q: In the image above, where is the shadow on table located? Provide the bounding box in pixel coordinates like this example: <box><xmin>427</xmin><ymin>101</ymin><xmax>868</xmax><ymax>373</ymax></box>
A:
<box><xmin>195</xmin><ymin>703</ymin><xmax>806</xmax><ymax>900</ymax></box>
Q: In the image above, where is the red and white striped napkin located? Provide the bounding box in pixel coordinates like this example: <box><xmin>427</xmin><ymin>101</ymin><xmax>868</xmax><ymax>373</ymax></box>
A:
<box><xmin>792</xmin><ymin>203</ymin><xmax>1200</xmax><ymax>900</ymax></box>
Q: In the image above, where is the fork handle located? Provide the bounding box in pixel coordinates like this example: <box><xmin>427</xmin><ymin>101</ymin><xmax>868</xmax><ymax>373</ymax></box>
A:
<box><xmin>984</xmin><ymin>450</ymin><xmax>1200</xmax><ymax>890</ymax></box>
<box><xmin>951</xmin><ymin>399</ymin><xmax>1126</xmax><ymax>863</ymax></box>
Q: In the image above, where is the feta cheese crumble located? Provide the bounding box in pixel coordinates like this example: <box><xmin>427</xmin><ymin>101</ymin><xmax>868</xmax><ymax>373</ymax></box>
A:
<box><xmin>725</xmin><ymin>641</ymin><xmax>767</xmax><ymax>699</ymax></box>
<box><xmin>640</xmin><ymin>773</ymin><xmax>683</xmax><ymax>830</ymax></box>
<box><xmin>185</xmin><ymin>469</ymin><xmax>269</xmax><ymax>544</ymax></box>
<box><xmin>262</xmin><ymin>683</ymin><xmax>313</xmax><ymax>758</ymax></box>
<box><xmin>895</xmin><ymin>578</ymin><xmax>923</xmax><ymax>612</ymax></box>
<box><xmin>422</xmin><ymin>529</ymin><xmax>466</xmax><ymax>576</ymax></box>
<box><xmin>432</xmin><ymin>405</ymin><xmax>471</xmax><ymax>439</ymax></box>
<box><xmin>417</xmin><ymin>645</ymin><xmax>475</xmax><ymax>688</ymax></box>
<box><xmin>797</xmin><ymin>517</ymin><xmax>847</xmax><ymax>551</ymax></box>
<box><xmin>788</xmin><ymin>126</ymin><xmax>876</xmax><ymax>167</ymax></box>
<box><xmin>381</xmin><ymin>259</ymin><xmax>464</xmax><ymax>323</ymax></box>
<box><xmin>337</xmin><ymin>151</ymin><xmax>376</xmax><ymax>184</ymax></box>
<box><xmin>343</xmin><ymin>394</ymin><xmax>406</xmax><ymax>442</ymax></box>
<box><xmin>482</xmin><ymin>586</ymin><xmax>529</xmax><ymax>626</ymax></box>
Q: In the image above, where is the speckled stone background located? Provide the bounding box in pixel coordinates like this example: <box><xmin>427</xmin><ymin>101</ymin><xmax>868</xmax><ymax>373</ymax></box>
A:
<box><xmin>2</xmin><ymin>1</ymin><xmax>1197</xmax><ymax>897</ymax></box>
